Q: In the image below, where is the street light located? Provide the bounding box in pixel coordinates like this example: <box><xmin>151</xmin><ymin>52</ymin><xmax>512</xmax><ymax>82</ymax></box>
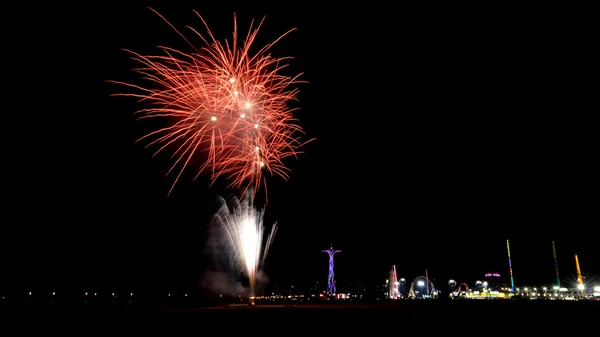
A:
<box><xmin>417</xmin><ymin>280</ymin><xmax>425</xmax><ymax>298</ymax></box>
<box><xmin>577</xmin><ymin>284</ymin><xmax>585</xmax><ymax>298</ymax></box>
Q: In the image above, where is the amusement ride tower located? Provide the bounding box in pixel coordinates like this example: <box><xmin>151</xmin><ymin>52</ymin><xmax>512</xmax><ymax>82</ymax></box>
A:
<box><xmin>552</xmin><ymin>241</ymin><xmax>560</xmax><ymax>287</ymax></box>
<box><xmin>388</xmin><ymin>265</ymin><xmax>400</xmax><ymax>299</ymax></box>
<box><xmin>575</xmin><ymin>253</ymin><xmax>584</xmax><ymax>297</ymax></box>
<box><xmin>322</xmin><ymin>245</ymin><xmax>341</xmax><ymax>295</ymax></box>
<box><xmin>506</xmin><ymin>240</ymin><xmax>515</xmax><ymax>292</ymax></box>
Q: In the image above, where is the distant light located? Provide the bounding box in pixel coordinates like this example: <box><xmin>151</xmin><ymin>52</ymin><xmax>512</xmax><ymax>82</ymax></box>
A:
<box><xmin>85</xmin><ymin>292</ymin><xmax>88</xmax><ymax>296</ymax></box>
<box><xmin>229</xmin><ymin>78</ymin><xmax>235</xmax><ymax>83</ymax></box>
<box><xmin>184</xmin><ymin>293</ymin><xmax>188</xmax><ymax>297</ymax></box>
<box><xmin>254</xmin><ymin>124</ymin><xmax>258</xmax><ymax>128</ymax></box>
<box><xmin>130</xmin><ymin>293</ymin><xmax>133</xmax><ymax>296</ymax></box>
<box><xmin>52</xmin><ymin>292</ymin><xmax>56</xmax><ymax>296</ymax></box>
<box><xmin>240</xmin><ymin>113</ymin><xmax>245</xmax><ymax>118</ymax></box>
<box><xmin>29</xmin><ymin>292</ymin><xmax>32</xmax><ymax>296</ymax></box>
<box><xmin>211</xmin><ymin>116</ymin><xmax>217</xmax><ymax>121</ymax></box>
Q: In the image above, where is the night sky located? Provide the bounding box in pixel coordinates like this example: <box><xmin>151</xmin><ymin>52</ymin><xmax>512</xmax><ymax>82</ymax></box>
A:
<box><xmin>3</xmin><ymin>2</ymin><xmax>597</xmax><ymax>296</ymax></box>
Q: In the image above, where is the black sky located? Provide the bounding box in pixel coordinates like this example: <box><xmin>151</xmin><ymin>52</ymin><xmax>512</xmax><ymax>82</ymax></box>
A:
<box><xmin>3</xmin><ymin>2</ymin><xmax>598</xmax><ymax>295</ymax></box>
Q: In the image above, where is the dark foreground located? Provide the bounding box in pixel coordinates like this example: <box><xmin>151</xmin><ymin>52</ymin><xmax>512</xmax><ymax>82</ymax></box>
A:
<box><xmin>3</xmin><ymin>300</ymin><xmax>598</xmax><ymax>334</ymax></box>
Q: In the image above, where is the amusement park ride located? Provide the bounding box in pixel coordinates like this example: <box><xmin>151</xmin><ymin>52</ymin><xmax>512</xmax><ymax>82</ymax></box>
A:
<box><xmin>575</xmin><ymin>252</ymin><xmax>584</xmax><ymax>297</ymax></box>
<box><xmin>444</xmin><ymin>240</ymin><xmax>593</xmax><ymax>300</ymax></box>
<box><xmin>408</xmin><ymin>275</ymin><xmax>436</xmax><ymax>299</ymax></box>
<box><xmin>387</xmin><ymin>265</ymin><xmax>400</xmax><ymax>299</ymax></box>
<box><xmin>383</xmin><ymin>240</ymin><xmax>593</xmax><ymax>301</ymax></box>
<box><xmin>318</xmin><ymin>240</ymin><xmax>593</xmax><ymax>301</ymax></box>
<box><xmin>322</xmin><ymin>245</ymin><xmax>341</xmax><ymax>296</ymax></box>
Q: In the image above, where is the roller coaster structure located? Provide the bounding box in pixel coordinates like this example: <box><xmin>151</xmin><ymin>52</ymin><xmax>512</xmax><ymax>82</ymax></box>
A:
<box><xmin>408</xmin><ymin>276</ymin><xmax>436</xmax><ymax>298</ymax></box>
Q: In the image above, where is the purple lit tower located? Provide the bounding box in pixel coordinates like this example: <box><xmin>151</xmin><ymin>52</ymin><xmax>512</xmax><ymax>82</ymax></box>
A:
<box><xmin>322</xmin><ymin>245</ymin><xmax>341</xmax><ymax>295</ymax></box>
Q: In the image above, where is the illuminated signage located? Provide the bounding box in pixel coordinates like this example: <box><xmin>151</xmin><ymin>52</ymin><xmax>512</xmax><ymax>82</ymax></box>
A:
<box><xmin>485</xmin><ymin>273</ymin><xmax>501</xmax><ymax>278</ymax></box>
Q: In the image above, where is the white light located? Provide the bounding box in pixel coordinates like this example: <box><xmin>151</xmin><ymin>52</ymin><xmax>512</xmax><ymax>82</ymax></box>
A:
<box><xmin>229</xmin><ymin>78</ymin><xmax>235</xmax><ymax>83</ymax></box>
<box><xmin>211</xmin><ymin>116</ymin><xmax>217</xmax><ymax>121</ymax></box>
<box><xmin>234</xmin><ymin>91</ymin><xmax>238</xmax><ymax>95</ymax></box>
<box><xmin>254</xmin><ymin>124</ymin><xmax>259</xmax><ymax>128</ymax></box>
<box><xmin>245</xmin><ymin>102</ymin><xmax>251</xmax><ymax>108</ymax></box>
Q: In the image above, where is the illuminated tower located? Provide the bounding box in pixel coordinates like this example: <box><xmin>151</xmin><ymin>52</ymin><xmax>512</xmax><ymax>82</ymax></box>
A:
<box><xmin>322</xmin><ymin>245</ymin><xmax>341</xmax><ymax>295</ymax></box>
<box><xmin>575</xmin><ymin>253</ymin><xmax>584</xmax><ymax>297</ymax></box>
<box><xmin>506</xmin><ymin>240</ymin><xmax>515</xmax><ymax>292</ymax></box>
<box><xmin>388</xmin><ymin>265</ymin><xmax>399</xmax><ymax>299</ymax></box>
<box><xmin>552</xmin><ymin>241</ymin><xmax>560</xmax><ymax>287</ymax></box>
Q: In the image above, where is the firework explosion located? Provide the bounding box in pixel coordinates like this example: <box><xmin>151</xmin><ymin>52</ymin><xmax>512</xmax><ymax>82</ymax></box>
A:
<box><xmin>109</xmin><ymin>8</ymin><xmax>311</xmax><ymax>196</ymax></box>
<box><xmin>208</xmin><ymin>189</ymin><xmax>278</xmax><ymax>298</ymax></box>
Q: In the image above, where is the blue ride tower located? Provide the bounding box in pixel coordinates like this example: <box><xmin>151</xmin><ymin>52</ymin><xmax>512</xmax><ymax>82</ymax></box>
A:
<box><xmin>322</xmin><ymin>245</ymin><xmax>341</xmax><ymax>295</ymax></box>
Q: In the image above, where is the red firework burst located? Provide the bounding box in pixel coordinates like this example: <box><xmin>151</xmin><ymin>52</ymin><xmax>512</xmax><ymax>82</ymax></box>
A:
<box><xmin>109</xmin><ymin>8</ymin><xmax>311</xmax><ymax>197</ymax></box>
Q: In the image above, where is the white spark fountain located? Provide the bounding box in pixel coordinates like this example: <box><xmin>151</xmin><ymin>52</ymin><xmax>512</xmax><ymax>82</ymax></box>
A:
<box><xmin>209</xmin><ymin>189</ymin><xmax>277</xmax><ymax>301</ymax></box>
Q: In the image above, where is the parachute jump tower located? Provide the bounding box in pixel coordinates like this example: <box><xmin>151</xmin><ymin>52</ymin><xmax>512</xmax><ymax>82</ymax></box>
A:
<box><xmin>322</xmin><ymin>245</ymin><xmax>341</xmax><ymax>296</ymax></box>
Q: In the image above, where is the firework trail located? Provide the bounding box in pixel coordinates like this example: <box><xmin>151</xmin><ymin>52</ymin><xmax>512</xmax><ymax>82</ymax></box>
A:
<box><xmin>208</xmin><ymin>189</ymin><xmax>278</xmax><ymax>298</ymax></box>
<box><xmin>108</xmin><ymin>7</ymin><xmax>311</xmax><ymax>197</ymax></box>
